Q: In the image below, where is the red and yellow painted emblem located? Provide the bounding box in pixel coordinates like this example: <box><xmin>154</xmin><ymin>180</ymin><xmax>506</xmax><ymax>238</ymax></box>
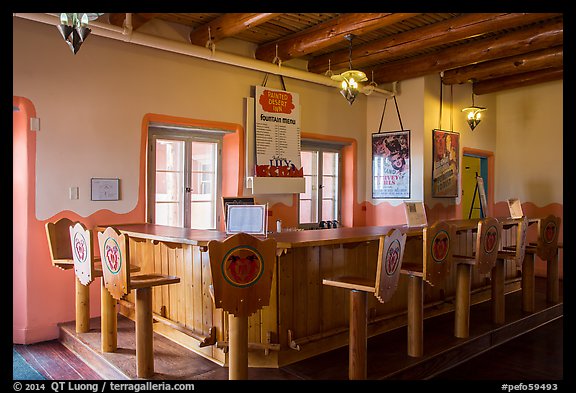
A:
<box><xmin>73</xmin><ymin>232</ymin><xmax>87</xmax><ymax>263</ymax></box>
<box><xmin>103</xmin><ymin>237</ymin><xmax>122</xmax><ymax>275</ymax></box>
<box><xmin>544</xmin><ymin>222</ymin><xmax>557</xmax><ymax>244</ymax></box>
<box><xmin>385</xmin><ymin>239</ymin><xmax>402</xmax><ymax>276</ymax></box>
<box><xmin>431</xmin><ymin>230</ymin><xmax>450</xmax><ymax>263</ymax></box>
<box><xmin>221</xmin><ymin>246</ymin><xmax>264</xmax><ymax>288</ymax></box>
<box><xmin>484</xmin><ymin>225</ymin><xmax>498</xmax><ymax>254</ymax></box>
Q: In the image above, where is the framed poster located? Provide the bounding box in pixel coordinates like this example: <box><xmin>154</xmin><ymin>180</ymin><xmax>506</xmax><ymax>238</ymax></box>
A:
<box><xmin>91</xmin><ymin>178</ymin><xmax>120</xmax><ymax>201</ymax></box>
<box><xmin>432</xmin><ymin>129</ymin><xmax>460</xmax><ymax>198</ymax></box>
<box><xmin>372</xmin><ymin>130</ymin><xmax>410</xmax><ymax>199</ymax></box>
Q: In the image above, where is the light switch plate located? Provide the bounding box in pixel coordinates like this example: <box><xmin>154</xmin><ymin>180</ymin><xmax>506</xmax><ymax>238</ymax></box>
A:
<box><xmin>69</xmin><ymin>186</ymin><xmax>79</xmax><ymax>200</ymax></box>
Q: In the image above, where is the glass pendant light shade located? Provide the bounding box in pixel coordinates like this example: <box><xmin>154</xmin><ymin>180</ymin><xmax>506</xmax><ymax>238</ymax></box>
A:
<box><xmin>462</xmin><ymin>92</ymin><xmax>486</xmax><ymax>131</ymax></box>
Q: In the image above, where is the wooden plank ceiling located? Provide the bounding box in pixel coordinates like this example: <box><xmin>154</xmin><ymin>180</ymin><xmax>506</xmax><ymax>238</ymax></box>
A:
<box><xmin>106</xmin><ymin>13</ymin><xmax>563</xmax><ymax>95</ymax></box>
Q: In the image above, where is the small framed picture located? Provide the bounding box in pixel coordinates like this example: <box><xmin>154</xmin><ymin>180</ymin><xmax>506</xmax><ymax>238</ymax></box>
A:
<box><xmin>91</xmin><ymin>178</ymin><xmax>120</xmax><ymax>201</ymax></box>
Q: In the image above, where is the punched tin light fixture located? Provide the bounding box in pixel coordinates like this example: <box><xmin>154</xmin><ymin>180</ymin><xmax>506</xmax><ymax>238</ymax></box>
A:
<box><xmin>331</xmin><ymin>34</ymin><xmax>367</xmax><ymax>105</ymax></box>
<box><xmin>57</xmin><ymin>13</ymin><xmax>97</xmax><ymax>54</ymax></box>
<box><xmin>462</xmin><ymin>92</ymin><xmax>486</xmax><ymax>131</ymax></box>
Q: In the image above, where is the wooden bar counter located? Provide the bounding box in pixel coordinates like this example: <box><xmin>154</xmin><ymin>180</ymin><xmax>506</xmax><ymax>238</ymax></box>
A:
<box><xmin>105</xmin><ymin>222</ymin><xmax>524</xmax><ymax>368</ymax></box>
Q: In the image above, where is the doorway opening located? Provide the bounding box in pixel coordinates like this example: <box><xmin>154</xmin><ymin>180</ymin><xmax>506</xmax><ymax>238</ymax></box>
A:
<box><xmin>462</xmin><ymin>153</ymin><xmax>489</xmax><ymax>219</ymax></box>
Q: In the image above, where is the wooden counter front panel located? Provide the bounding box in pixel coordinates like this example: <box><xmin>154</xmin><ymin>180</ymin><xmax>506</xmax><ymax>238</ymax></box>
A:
<box><xmin>123</xmin><ymin>238</ymin><xmax>224</xmax><ymax>363</ymax></box>
<box><xmin>118</xmin><ymin>224</ymin><xmax>522</xmax><ymax>368</ymax></box>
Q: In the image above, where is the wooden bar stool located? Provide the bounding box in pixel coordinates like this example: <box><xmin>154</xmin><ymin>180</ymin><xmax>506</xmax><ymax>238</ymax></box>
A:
<box><xmin>70</xmin><ymin>223</ymin><xmax>140</xmax><ymax>352</ymax></box>
<box><xmin>97</xmin><ymin>226</ymin><xmax>180</xmax><ymax>378</ymax></box>
<box><xmin>68</xmin><ymin>222</ymin><xmax>102</xmax><ymax>333</ymax></box>
<box><xmin>322</xmin><ymin>228</ymin><xmax>407</xmax><ymax>379</ymax></box>
<box><xmin>46</xmin><ymin>218</ymin><xmax>101</xmax><ymax>333</ymax></box>
<box><xmin>452</xmin><ymin>217</ymin><xmax>502</xmax><ymax>338</ymax></box>
<box><xmin>523</xmin><ymin>215</ymin><xmax>562</xmax><ymax>309</ymax></box>
<box><xmin>400</xmin><ymin>221</ymin><xmax>454</xmax><ymax>357</ymax></box>
<box><xmin>492</xmin><ymin>216</ymin><xmax>528</xmax><ymax>324</ymax></box>
<box><xmin>207</xmin><ymin>233</ymin><xmax>277</xmax><ymax>380</ymax></box>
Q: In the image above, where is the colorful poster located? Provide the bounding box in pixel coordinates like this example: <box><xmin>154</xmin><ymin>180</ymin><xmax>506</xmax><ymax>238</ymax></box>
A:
<box><xmin>372</xmin><ymin>130</ymin><xmax>410</xmax><ymax>199</ymax></box>
<box><xmin>432</xmin><ymin>129</ymin><xmax>460</xmax><ymax>198</ymax></box>
<box><xmin>254</xmin><ymin>86</ymin><xmax>302</xmax><ymax>178</ymax></box>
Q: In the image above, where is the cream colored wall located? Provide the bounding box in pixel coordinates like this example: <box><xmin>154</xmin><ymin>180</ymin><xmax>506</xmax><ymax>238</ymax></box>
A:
<box><xmin>13</xmin><ymin>18</ymin><xmax>366</xmax><ymax>218</ymax></box>
<box><xmin>494</xmin><ymin>80</ymin><xmax>563</xmax><ymax>206</ymax></box>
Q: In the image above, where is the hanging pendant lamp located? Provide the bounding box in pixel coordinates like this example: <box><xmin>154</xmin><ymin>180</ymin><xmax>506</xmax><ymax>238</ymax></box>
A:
<box><xmin>330</xmin><ymin>34</ymin><xmax>367</xmax><ymax>105</ymax></box>
<box><xmin>462</xmin><ymin>92</ymin><xmax>486</xmax><ymax>131</ymax></box>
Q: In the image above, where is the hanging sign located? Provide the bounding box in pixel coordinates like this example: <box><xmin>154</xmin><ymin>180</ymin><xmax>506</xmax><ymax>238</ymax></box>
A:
<box><xmin>254</xmin><ymin>86</ymin><xmax>303</xmax><ymax>178</ymax></box>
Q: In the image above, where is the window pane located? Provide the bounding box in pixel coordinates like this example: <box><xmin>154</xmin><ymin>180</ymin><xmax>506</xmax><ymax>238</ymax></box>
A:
<box><xmin>190</xmin><ymin>141</ymin><xmax>218</xmax><ymax>229</ymax></box>
<box><xmin>155</xmin><ymin>203</ymin><xmax>182</xmax><ymax>227</ymax></box>
<box><xmin>322</xmin><ymin>200</ymin><xmax>335</xmax><ymax>221</ymax></box>
<box><xmin>299</xmin><ymin>150</ymin><xmax>319</xmax><ymax>225</ymax></box>
<box><xmin>322</xmin><ymin>176</ymin><xmax>335</xmax><ymax>198</ymax></box>
<box><xmin>190</xmin><ymin>201</ymin><xmax>214</xmax><ymax>229</ymax></box>
<box><xmin>156</xmin><ymin>139</ymin><xmax>184</xmax><ymax>171</ymax></box>
<box><xmin>155</xmin><ymin>172</ymin><xmax>182</xmax><ymax>202</ymax></box>
<box><xmin>322</xmin><ymin>152</ymin><xmax>337</xmax><ymax>175</ymax></box>
<box><xmin>299</xmin><ymin>200</ymin><xmax>313</xmax><ymax>224</ymax></box>
<box><xmin>301</xmin><ymin>151</ymin><xmax>313</xmax><ymax>176</ymax></box>
<box><xmin>155</xmin><ymin>139</ymin><xmax>184</xmax><ymax>226</ymax></box>
<box><xmin>191</xmin><ymin>142</ymin><xmax>215</xmax><ymax>172</ymax></box>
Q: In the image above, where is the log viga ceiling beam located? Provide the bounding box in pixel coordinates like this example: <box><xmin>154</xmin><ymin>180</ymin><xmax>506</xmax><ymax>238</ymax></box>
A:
<box><xmin>441</xmin><ymin>46</ymin><xmax>563</xmax><ymax>85</ymax></box>
<box><xmin>473</xmin><ymin>67</ymin><xmax>563</xmax><ymax>95</ymax></box>
<box><xmin>307</xmin><ymin>13</ymin><xmax>560</xmax><ymax>74</ymax></box>
<box><xmin>189</xmin><ymin>13</ymin><xmax>281</xmax><ymax>47</ymax></box>
<box><xmin>371</xmin><ymin>18</ymin><xmax>563</xmax><ymax>84</ymax></box>
<box><xmin>255</xmin><ymin>13</ymin><xmax>420</xmax><ymax>64</ymax></box>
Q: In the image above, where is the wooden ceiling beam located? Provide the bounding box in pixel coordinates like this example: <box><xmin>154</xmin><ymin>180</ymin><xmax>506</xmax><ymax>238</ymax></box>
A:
<box><xmin>307</xmin><ymin>13</ymin><xmax>560</xmax><ymax>74</ymax></box>
<box><xmin>255</xmin><ymin>13</ymin><xmax>419</xmax><ymax>64</ymax></box>
<box><xmin>371</xmin><ymin>18</ymin><xmax>563</xmax><ymax>84</ymax></box>
<box><xmin>442</xmin><ymin>46</ymin><xmax>563</xmax><ymax>84</ymax></box>
<box><xmin>473</xmin><ymin>67</ymin><xmax>563</xmax><ymax>95</ymax></box>
<box><xmin>189</xmin><ymin>13</ymin><xmax>281</xmax><ymax>47</ymax></box>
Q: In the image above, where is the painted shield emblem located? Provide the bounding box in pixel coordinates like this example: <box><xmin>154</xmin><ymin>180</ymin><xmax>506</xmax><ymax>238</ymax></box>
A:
<box><xmin>222</xmin><ymin>246</ymin><xmax>264</xmax><ymax>288</ymax></box>
<box><xmin>544</xmin><ymin>222</ymin><xmax>556</xmax><ymax>244</ymax></box>
<box><xmin>385</xmin><ymin>239</ymin><xmax>401</xmax><ymax>276</ymax></box>
<box><xmin>431</xmin><ymin>230</ymin><xmax>450</xmax><ymax>263</ymax></box>
<box><xmin>484</xmin><ymin>226</ymin><xmax>498</xmax><ymax>254</ymax></box>
<box><xmin>73</xmin><ymin>232</ymin><xmax>87</xmax><ymax>263</ymax></box>
<box><xmin>103</xmin><ymin>237</ymin><xmax>122</xmax><ymax>274</ymax></box>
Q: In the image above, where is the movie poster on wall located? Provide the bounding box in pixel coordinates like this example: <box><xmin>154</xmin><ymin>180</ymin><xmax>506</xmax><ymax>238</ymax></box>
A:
<box><xmin>432</xmin><ymin>129</ymin><xmax>460</xmax><ymax>198</ymax></box>
<box><xmin>254</xmin><ymin>85</ymin><xmax>303</xmax><ymax>178</ymax></box>
<box><xmin>372</xmin><ymin>130</ymin><xmax>410</xmax><ymax>199</ymax></box>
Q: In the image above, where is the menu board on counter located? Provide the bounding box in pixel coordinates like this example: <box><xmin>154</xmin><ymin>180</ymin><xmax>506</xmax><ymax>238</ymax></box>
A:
<box><xmin>254</xmin><ymin>85</ymin><xmax>303</xmax><ymax>178</ymax></box>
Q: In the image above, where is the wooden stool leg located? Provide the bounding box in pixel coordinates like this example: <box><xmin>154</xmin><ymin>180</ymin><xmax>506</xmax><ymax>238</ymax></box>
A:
<box><xmin>455</xmin><ymin>264</ymin><xmax>471</xmax><ymax>338</ymax></box>
<box><xmin>407</xmin><ymin>275</ymin><xmax>423</xmax><ymax>357</ymax></box>
<box><xmin>349</xmin><ymin>290</ymin><xmax>367</xmax><ymax>380</ymax></box>
<box><xmin>135</xmin><ymin>287</ymin><xmax>154</xmax><ymax>378</ymax></box>
<box><xmin>75</xmin><ymin>278</ymin><xmax>90</xmax><ymax>333</ymax></box>
<box><xmin>101</xmin><ymin>278</ymin><xmax>117</xmax><ymax>352</ymax></box>
<box><xmin>522</xmin><ymin>253</ymin><xmax>535</xmax><ymax>313</ymax></box>
<box><xmin>228</xmin><ymin>313</ymin><xmax>248</xmax><ymax>380</ymax></box>
<box><xmin>491</xmin><ymin>259</ymin><xmax>505</xmax><ymax>325</ymax></box>
<box><xmin>546</xmin><ymin>254</ymin><xmax>559</xmax><ymax>304</ymax></box>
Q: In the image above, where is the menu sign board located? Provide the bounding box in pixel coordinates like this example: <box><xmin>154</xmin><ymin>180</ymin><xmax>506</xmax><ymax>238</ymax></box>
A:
<box><xmin>254</xmin><ymin>86</ymin><xmax>303</xmax><ymax>178</ymax></box>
